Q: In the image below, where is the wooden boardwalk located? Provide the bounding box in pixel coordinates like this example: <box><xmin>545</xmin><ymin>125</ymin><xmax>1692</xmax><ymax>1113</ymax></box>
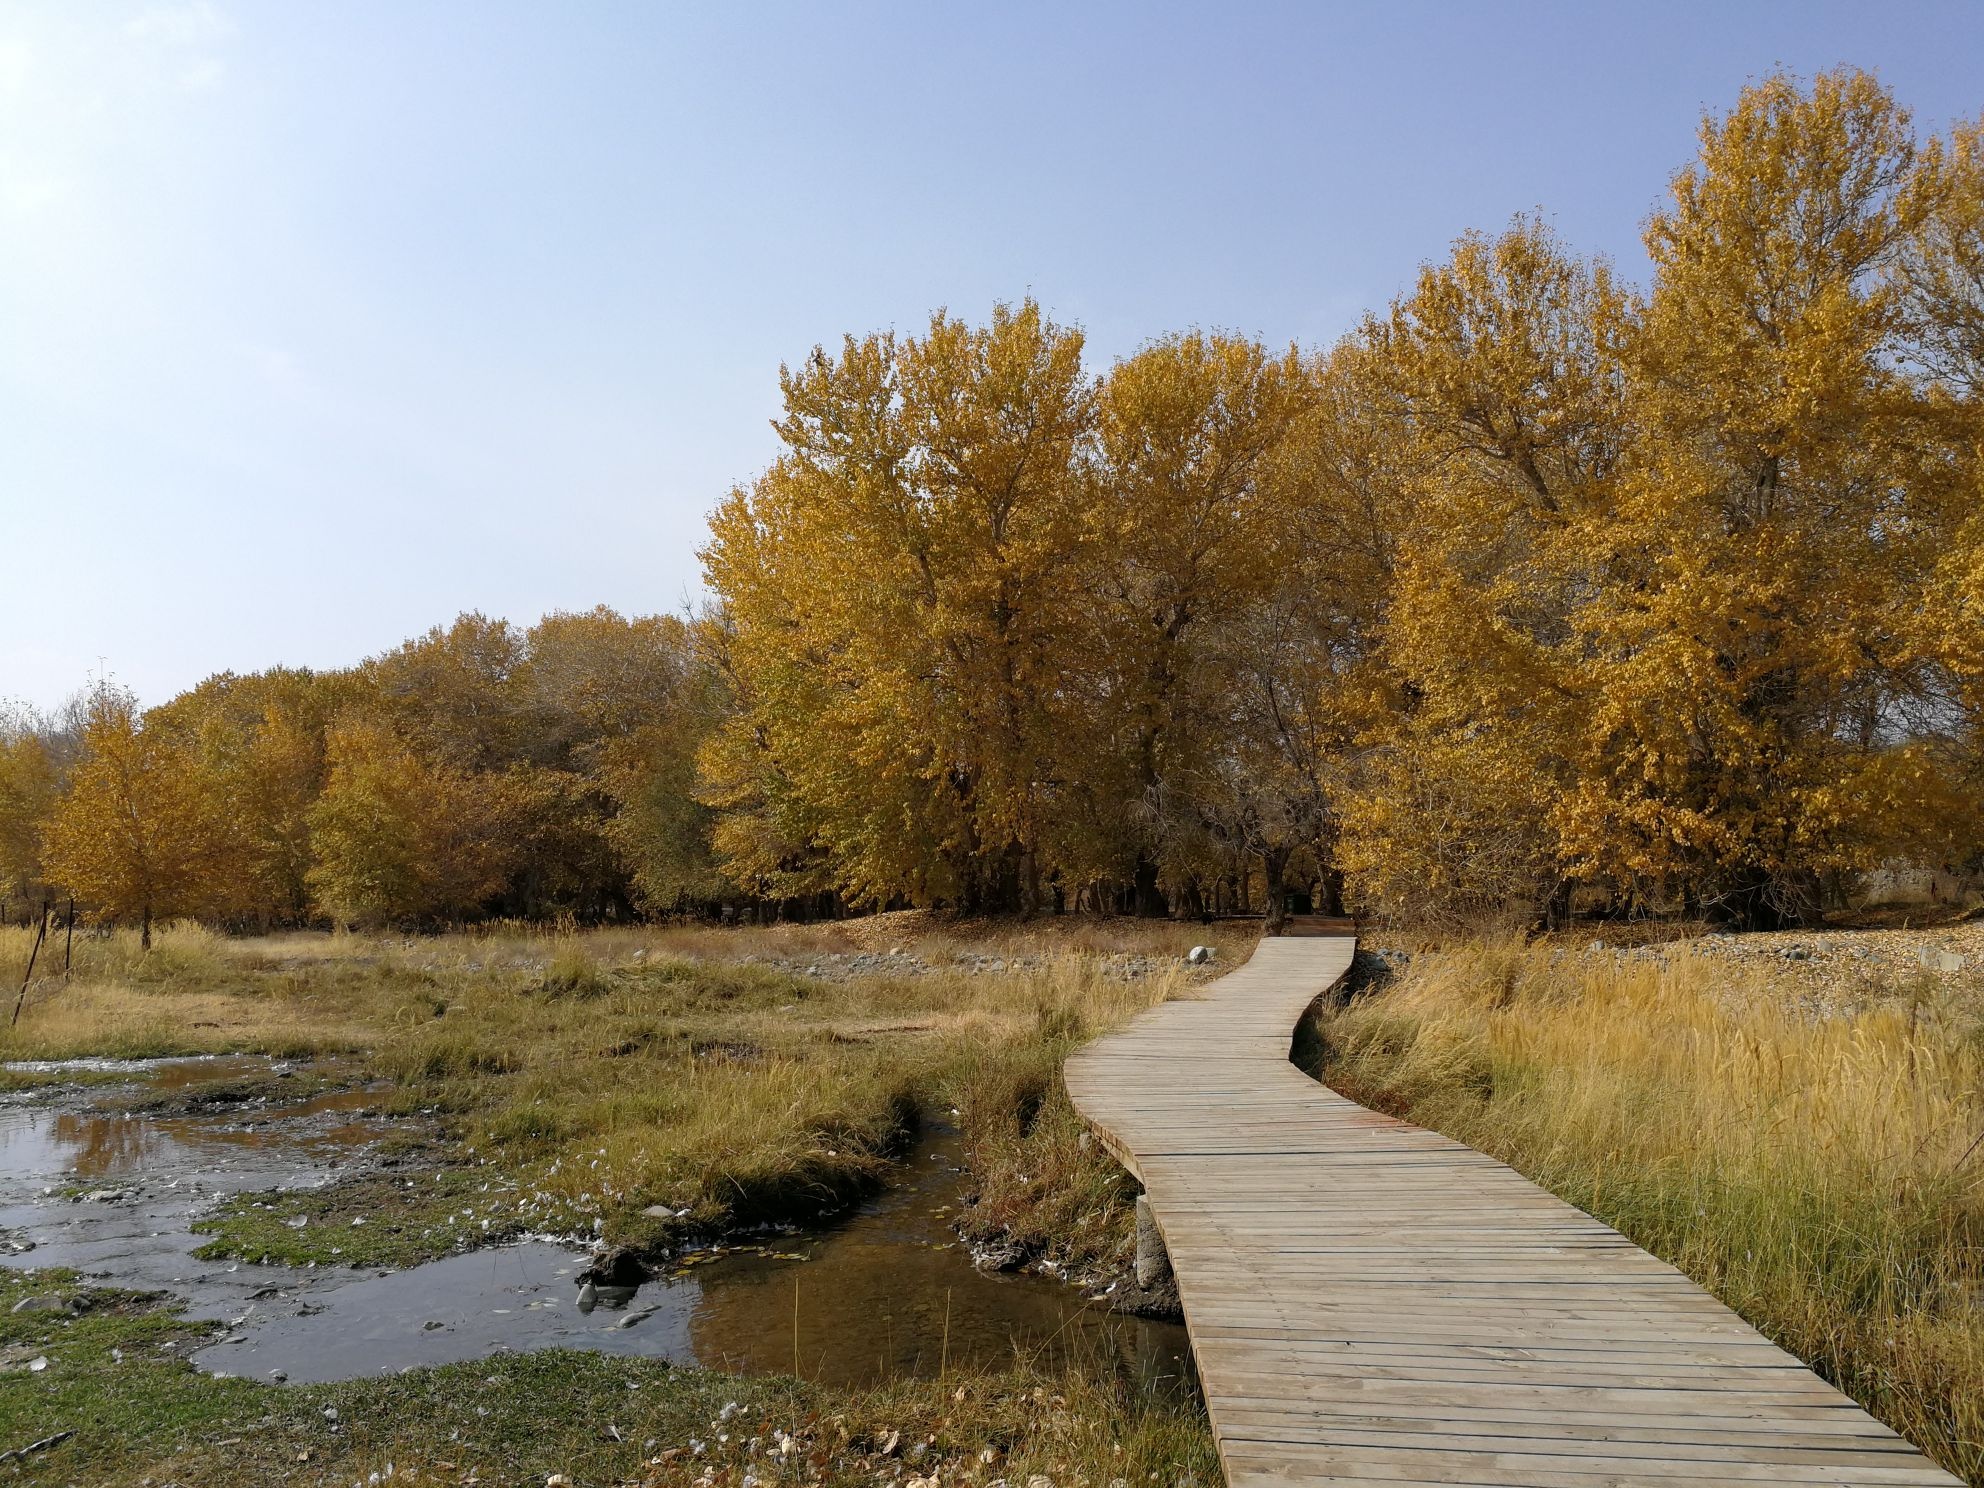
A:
<box><xmin>1064</xmin><ymin>929</ymin><xmax>1962</xmax><ymax>1488</ymax></box>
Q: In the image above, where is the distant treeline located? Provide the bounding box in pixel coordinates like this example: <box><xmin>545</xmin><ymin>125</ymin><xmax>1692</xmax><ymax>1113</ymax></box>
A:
<box><xmin>0</xmin><ymin>610</ymin><xmax>725</xmax><ymax>940</ymax></box>
<box><xmin>4</xmin><ymin>70</ymin><xmax>1980</xmax><ymax>936</ymax></box>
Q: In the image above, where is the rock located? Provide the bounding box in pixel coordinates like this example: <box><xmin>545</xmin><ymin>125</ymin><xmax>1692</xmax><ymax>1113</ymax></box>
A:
<box><xmin>1782</xmin><ymin>947</ymin><xmax>1810</xmax><ymax>961</ymax></box>
<box><xmin>575</xmin><ymin>1281</ymin><xmax>597</xmax><ymax>1314</ymax></box>
<box><xmin>582</xmin><ymin>1247</ymin><xmax>650</xmax><ymax>1288</ymax></box>
<box><xmin>1347</xmin><ymin>948</ymin><xmax>1405</xmax><ymax>993</ymax></box>
<box><xmin>422</xmin><ymin>1319</ymin><xmax>446</xmax><ymax>1331</ymax></box>
<box><xmin>969</xmin><ymin>1237</ymin><xmax>1027</xmax><ymax>1274</ymax></box>
<box><xmin>1186</xmin><ymin>946</ymin><xmax>1215</xmax><ymax>965</ymax></box>
<box><xmin>615</xmin><ymin>1307</ymin><xmax>657</xmax><ymax>1329</ymax></box>
<box><xmin>269</xmin><ymin>1368</ymin><xmax>287</xmax><ymax>1382</ymax></box>
<box><xmin>10</xmin><ymin>1295</ymin><xmax>68</xmax><ymax>1315</ymax></box>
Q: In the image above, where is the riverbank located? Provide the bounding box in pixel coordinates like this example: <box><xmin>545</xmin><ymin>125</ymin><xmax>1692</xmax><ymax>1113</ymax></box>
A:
<box><xmin>0</xmin><ymin>1268</ymin><xmax>1216</xmax><ymax>1486</ymax></box>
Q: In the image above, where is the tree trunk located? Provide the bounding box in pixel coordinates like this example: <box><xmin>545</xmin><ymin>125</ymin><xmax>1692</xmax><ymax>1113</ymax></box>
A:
<box><xmin>140</xmin><ymin>903</ymin><xmax>153</xmax><ymax>953</ymax></box>
<box><xmin>1540</xmin><ymin>877</ymin><xmax>1575</xmax><ymax>932</ymax></box>
<box><xmin>1317</xmin><ymin>866</ymin><xmax>1346</xmax><ymax>918</ymax></box>
<box><xmin>1261</xmin><ymin>849</ymin><xmax>1290</xmax><ymax>935</ymax></box>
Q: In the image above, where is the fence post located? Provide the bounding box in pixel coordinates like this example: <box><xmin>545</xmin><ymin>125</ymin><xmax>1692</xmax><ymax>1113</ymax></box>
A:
<box><xmin>12</xmin><ymin>900</ymin><xmax>50</xmax><ymax>1028</ymax></box>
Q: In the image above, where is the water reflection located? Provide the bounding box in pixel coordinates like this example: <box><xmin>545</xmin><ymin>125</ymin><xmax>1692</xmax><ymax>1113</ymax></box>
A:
<box><xmin>50</xmin><ymin>1111</ymin><xmax>166</xmax><ymax>1177</ymax></box>
<box><xmin>684</xmin><ymin>1129</ymin><xmax>1189</xmax><ymax>1389</ymax></box>
<box><xmin>191</xmin><ymin>1127</ymin><xmax>1195</xmax><ymax>1394</ymax></box>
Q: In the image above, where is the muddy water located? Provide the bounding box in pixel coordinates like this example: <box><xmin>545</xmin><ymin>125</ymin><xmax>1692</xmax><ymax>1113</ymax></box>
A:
<box><xmin>0</xmin><ymin>1061</ymin><xmax>1194</xmax><ymax>1394</ymax></box>
<box><xmin>0</xmin><ymin>1057</ymin><xmax>390</xmax><ymax>1325</ymax></box>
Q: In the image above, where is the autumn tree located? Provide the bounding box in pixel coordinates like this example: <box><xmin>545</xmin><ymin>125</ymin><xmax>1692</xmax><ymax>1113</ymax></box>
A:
<box><xmin>1080</xmin><ymin>332</ymin><xmax>1319</xmax><ymax>911</ymax></box>
<box><xmin>44</xmin><ymin>685</ymin><xmax>222</xmax><ymax>947</ymax></box>
<box><xmin>305</xmin><ymin>720</ymin><xmax>517</xmax><ymax>927</ymax></box>
<box><xmin>1336</xmin><ymin>219</ymin><xmax>1630</xmax><ymax>926</ymax></box>
<box><xmin>524</xmin><ymin>607</ymin><xmax>725</xmax><ymax>915</ymax></box>
<box><xmin>142</xmin><ymin>668</ymin><xmax>359</xmax><ymax>925</ymax></box>
<box><xmin>1563</xmin><ymin>69</ymin><xmax>1954</xmax><ymax>927</ymax></box>
<box><xmin>0</xmin><ymin>711</ymin><xmax>66</xmax><ymax>913</ymax></box>
<box><xmin>1896</xmin><ymin>113</ymin><xmax>1984</xmax><ymax>866</ymax></box>
<box><xmin>703</xmin><ymin>301</ymin><xmax>1093</xmax><ymax>912</ymax></box>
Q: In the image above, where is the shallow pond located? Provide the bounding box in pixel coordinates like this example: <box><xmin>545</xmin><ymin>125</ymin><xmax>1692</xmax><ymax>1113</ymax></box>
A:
<box><xmin>0</xmin><ymin>1059</ymin><xmax>1193</xmax><ymax>1394</ymax></box>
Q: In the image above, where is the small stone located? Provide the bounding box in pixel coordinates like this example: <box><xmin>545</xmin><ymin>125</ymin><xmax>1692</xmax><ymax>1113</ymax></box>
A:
<box><xmin>269</xmin><ymin>1369</ymin><xmax>287</xmax><ymax>1382</ymax></box>
<box><xmin>10</xmin><ymin>1295</ymin><xmax>68</xmax><ymax>1315</ymax></box>
<box><xmin>1186</xmin><ymin>946</ymin><xmax>1215</xmax><ymax>965</ymax></box>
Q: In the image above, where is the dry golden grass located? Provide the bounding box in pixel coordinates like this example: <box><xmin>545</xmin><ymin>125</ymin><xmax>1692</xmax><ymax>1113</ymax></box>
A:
<box><xmin>1312</xmin><ymin>939</ymin><xmax>1984</xmax><ymax>1483</ymax></box>
<box><xmin>0</xmin><ymin>919</ymin><xmax>1205</xmax><ymax>1264</ymax></box>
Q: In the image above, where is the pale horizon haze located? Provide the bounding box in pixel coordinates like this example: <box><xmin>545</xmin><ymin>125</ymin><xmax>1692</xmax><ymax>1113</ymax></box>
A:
<box><xmin>6</xmin><ymin>1</ymin><xmax>1984</xmax><ymax>711</ymax></box>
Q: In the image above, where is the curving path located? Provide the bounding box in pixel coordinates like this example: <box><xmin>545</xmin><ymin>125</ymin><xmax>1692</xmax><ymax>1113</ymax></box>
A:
<box><xmin>1064</xmin><ymin>926</ymin><xmax>1962</xmax><ymax>1488</ymax></box>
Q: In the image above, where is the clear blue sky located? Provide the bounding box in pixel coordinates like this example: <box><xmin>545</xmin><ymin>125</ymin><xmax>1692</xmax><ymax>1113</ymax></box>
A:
<box><xmin>6</xmin><ymin>1</ymin><xmax>1983</xmax><ymax>711</ymax></box>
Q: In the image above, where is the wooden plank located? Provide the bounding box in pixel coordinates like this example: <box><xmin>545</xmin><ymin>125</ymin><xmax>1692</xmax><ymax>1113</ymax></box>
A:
<box><xmin>1062</xmin><ymin>928</ymin><xmax>1963</xmax><ymax>1488</ymax></box>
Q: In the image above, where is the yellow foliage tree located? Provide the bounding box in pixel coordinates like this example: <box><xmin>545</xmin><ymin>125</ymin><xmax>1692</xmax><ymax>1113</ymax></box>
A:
<box><xmin>305</xmin><ymin>721</ymin><xmax>516</xmax><ymax>927</ymax></box>
<box><xmin>0</xmin><ymin>724</ymin><xmax>63</xmax><ymax>911</ymax></box>
<box><xmin>44</xmin><ymin>686</ymin><xmax>222</xmax><ymax>947</ymax></box>
<box><xmin>703</xmin><ymin>300</ymin><xmax>1092</xmax><ymax>911</ymax></box>
<box><xmin>1337</xmin><ymin>219</ymin><xmax>1629</xmax><ymax>925</ymax></box>
<box><xmin>1562</xmin><ymin>69</ymin><xmax>1956</xmax><ymax>926</ymax></box>
<box><xmin>1082</xmin><ymin>332</ymin><xmax>1320</xmax><ymax>909</ymax></box>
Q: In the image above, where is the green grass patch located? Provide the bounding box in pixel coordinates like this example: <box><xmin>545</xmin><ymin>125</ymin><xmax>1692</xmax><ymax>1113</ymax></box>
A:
<box><xmin>191</xmin><ymin>1166</ymin><xmax>519</xmax><ymax>1269</ymax></box>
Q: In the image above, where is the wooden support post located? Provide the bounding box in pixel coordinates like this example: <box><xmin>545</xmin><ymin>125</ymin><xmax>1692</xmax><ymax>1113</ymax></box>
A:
<box><xmin>1133</xmin><ymin>1193</ymin><xmax>1172</xmax><ymax>1288</ymax></box>
<box><xmin>63</xmin><ymin>898</ymin><xmax>74</xmax><ymax>979</ymax></box>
